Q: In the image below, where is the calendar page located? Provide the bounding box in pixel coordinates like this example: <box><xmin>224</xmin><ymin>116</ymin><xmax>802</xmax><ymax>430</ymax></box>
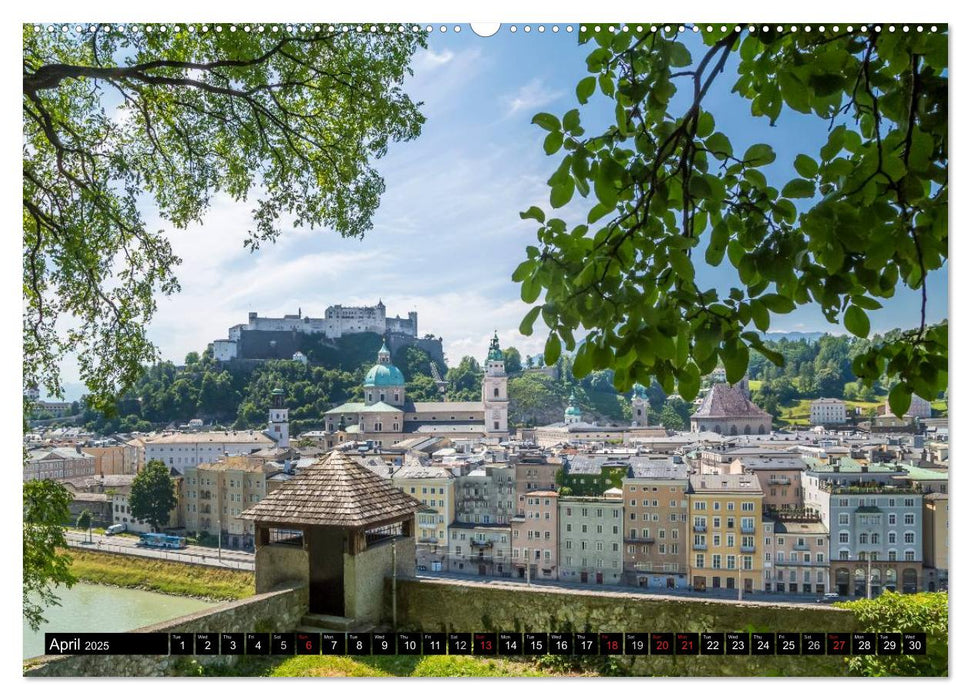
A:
<box><xmin>21</xmin><ymin>9</ymin><xmax>948</xmax><ymax>685</ymax></box>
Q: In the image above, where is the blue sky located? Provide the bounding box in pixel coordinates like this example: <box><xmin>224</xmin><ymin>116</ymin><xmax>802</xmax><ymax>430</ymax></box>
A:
<box><xmin>52</xmin><ymin>26</ymin><xmax>947</xmax><ymax>400</ymax></box>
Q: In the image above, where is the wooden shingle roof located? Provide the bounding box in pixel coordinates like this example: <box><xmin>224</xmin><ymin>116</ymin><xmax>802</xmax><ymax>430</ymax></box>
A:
<box><xmin>240</xmin><ymin>450</ymin><xmax>421</xmax><ymax>528</ymax></box>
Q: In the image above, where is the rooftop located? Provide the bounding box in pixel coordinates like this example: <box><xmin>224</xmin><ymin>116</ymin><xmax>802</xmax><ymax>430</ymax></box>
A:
<box><xmin>240</xmin><ymin>450</ymin><xmax>422</xmax><ymax>528</ymax></box>
<box><xmin>144</xmin><ymin>431</ymin><xmax>274</xmax><ymax>445</ymax></box>
<box><xmin>689</xmin><ymin>474</ymin><xmax>763</xmax><ymax>493</ymax></box>
<box><xmin>692</xmin><ymin>383</ymin><xmax>771</xmax><ymax>419</ymax></box>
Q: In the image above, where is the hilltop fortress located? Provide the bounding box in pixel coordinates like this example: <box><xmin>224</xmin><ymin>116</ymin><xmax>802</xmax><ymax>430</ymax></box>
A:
<box><xmin>211</xmin><ymin>301</ymin><xmax>441</xmax><ymax>364</ymax></box>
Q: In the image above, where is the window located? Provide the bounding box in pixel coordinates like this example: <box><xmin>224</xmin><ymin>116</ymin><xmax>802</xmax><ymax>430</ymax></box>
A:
<box><xmin>904</xmin><ymin>514</ymin><xmax>915</xmax><ymax>526</ymax></box>
<box><xmin>695</xmin><ymin>554</ymin><xmax>705</xmax><ymax>568</ymax></box>
<box><xmin>904</xmin><ymin>532</ymin><xmax>916</xmax><ymax>544</ymax></box>
<box><xmin>838</xmin><ymin>513</ymin><xmax>849</xmax><ymax>526</ymax></box>
<box><xmin>888</xmin><ymin>532</ymin><xmax>897</xmax><ymax>544</ymax></box>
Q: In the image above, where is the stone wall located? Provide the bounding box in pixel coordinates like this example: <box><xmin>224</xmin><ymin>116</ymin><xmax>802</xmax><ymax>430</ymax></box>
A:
<box><xmin>255</xmin><ymin>543</ymin><xmax>309</xmax><ymax>593</ymax></box>
<box><xmin>344</xmin><ymin>536</ymin><xmax>415</xmax><ymax>625</ymax></box>
<box><xmin>390</xmin><ymin>578</ymin><xmax>859</xmax><ymax>676</ymax></box>
<box><xmin>23</xmin><ymin>585</ymin><xmax>308</xmax><ymax>677</ymax></box>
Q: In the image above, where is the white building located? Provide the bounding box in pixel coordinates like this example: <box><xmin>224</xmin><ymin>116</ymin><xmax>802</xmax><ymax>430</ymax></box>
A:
<box><xmin>810</xmin><ymin>398</ymin><xmax>847</xmax><ymax>425</ymax></box>
<box><xmin>144</xmin><ymin>431</ymin><xmax>275</xmax><ymax>474</ymax></box>
<box><xmin>212</xmin><ymin>300</ymin><xmax>417</xmax><ymax>361</ymax></box>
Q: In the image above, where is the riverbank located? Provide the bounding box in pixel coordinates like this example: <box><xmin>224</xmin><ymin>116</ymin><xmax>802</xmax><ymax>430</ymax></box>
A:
<box><xmin>65</xmin><ymin>548</ymin><xmax>255</xmax><ymax>601</ymax></box>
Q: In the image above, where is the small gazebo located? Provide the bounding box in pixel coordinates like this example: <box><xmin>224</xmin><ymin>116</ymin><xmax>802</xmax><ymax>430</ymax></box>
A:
<box><xmin>240</xmin><ymin>450</ymin><xmax>421</xmax><ymax>625</ymax></box>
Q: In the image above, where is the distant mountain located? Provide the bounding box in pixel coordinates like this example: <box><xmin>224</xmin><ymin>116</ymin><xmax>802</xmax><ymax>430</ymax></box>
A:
<box><xmin>763</xmin><ymin>331</ymin><xmax>827</xmax><ymax>343</ymax></box>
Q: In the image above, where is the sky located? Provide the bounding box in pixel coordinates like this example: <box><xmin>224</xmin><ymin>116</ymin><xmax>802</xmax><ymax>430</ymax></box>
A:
<box><xmin>49</xmin><ymin>26</ymin><xmax>947</xmax><ymax>400</ymax></box>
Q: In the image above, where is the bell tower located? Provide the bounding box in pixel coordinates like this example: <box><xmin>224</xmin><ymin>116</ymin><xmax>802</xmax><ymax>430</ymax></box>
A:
<box><xmin>482</xmin><ymin>331</ymin><xmax>508</xmax><ymax>435</ymax></box>
<box><xmin>268</xmin><ymin>387</ymin><xmax>289</xmax><ymax>448</ymax></box>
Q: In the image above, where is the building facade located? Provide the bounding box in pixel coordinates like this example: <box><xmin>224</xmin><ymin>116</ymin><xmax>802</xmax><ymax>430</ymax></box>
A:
<box><xmin>511</xmin><ymin>491</ymin><xmax>559</xmax><ymax>580</ymax></box>
<box><xmin>392</xmin><ymin>462</ymin><xmax>455</xmax><ymax>572</ymax></box>
<box><xmin>687</xmin><ymin>474</ymin><xmax>765</xmax><ymax>593</ymax></box>
<box><xmin>558</xmin><ymin>496</ymin><xmax>624</xmax><ymax>585</ymax></box>
<box><xmin>24</xmin><ymin>447</ymin><xmax>96</xmax><ymax>481</ymax></box>
<box><xmin>810</xmin><ymin>398</ymin><xmax>848</xmax><ymax>425</ymax></box>
<box><xmin>621</xmin><ymin>460</ymin><xmax>690</xmax><ymax>589</ymax></box>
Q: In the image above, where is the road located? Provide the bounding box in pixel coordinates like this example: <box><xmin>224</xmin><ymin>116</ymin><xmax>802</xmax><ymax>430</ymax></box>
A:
<box><xmin>64</xmin><ymin>530</ymin><xmax>255</xmax><ymax>571</ymax></box>
<box><xmin>415</xmin><ymin>570</ymin><xmax>837</xmax><ymax>606</ymax></box>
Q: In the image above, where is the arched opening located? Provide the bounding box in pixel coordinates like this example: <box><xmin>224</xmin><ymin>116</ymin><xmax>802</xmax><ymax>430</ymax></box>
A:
<box><xmin>853</xmin><ymin>568</ymin><xmax>866</xmax><ymax>597</ymax></box>
<box><xmin>885</xmin><ymin>568</ymin><xmax>897</xmax><ymax>593</ymax></box>
<box><xmin>836</xmin><ymin>568</ymin><xmax>850</xmax><ymax>596</ymax></box>
<box><xmin>713</xmin><ymin>425</ymin><xmax>721</xmax><ymax>434</ymax></box>
<box><xmin>494</xmin><ymin>387</ymin><xmax>500</xmax><ymax>398</ymax></box>
<box><xmin>744</xmin><ymin>425</ymin><xmax>751</xmax><ymax>435</ymax></box>
<box><xmin>758</xmin><ymin>425</ymin><xmax>766</xmax><ymax>435</ymax></box>
<box><xmin>730</xmin><ymin>425</ymin><xmax>738</xmax><ymax>436</ymax></box>
<box><xmin>902</xmin><ymin>568</ymin><xmax>918</xmax><ymax>594</ymax></box>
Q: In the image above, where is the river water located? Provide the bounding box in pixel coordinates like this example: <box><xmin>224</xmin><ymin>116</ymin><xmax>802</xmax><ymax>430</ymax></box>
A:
<box><xmin>23</xmin><ymin>583</ymin><xmax>217</xmax><ymax>659</ymax></box>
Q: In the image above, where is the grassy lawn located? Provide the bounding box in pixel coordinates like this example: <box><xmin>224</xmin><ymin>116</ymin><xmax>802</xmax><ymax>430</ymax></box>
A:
<box><xmin>195</xmin><ymin>653</ymin><xmax>569</xmax><ymax>677</ymax></box>
<box><xmin>65</xmin><ymin>548</ymin><xmax>254</xmax><ymax>600</ymax></box>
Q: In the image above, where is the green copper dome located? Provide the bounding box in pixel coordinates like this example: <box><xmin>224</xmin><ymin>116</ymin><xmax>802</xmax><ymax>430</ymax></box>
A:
<box><xmin>364</xmin><ymin>363</ymin><xmax>405</xmax><ymax>387</ymax></box>
<box><xmin>565</xmin><ymin>405</ymin><xmax>582</xmax><ymax>416</ymax></box>
<box><xmin>365</xmin><ymin>340</ymin><xmax>404</xmax><ymax>387</ymax></box>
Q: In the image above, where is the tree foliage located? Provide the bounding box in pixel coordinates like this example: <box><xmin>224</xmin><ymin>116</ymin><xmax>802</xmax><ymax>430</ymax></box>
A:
<box><xmin>129</xmin><ymin>459</ymin><xmax>177</xmax><ymax>532</ymax></box>
<box><xmin>837</xmin><ymin>591</ymin><xmax>947</xmax><ymax>676</ymax></box>
<box><xmin>24</xmin><ymin>24</ymin><xmax>426</xmax><ymax>410</ymax></box>
<box><xmin>516</xmin><ymin>25</ymin><xmax>947</xmax><ymax>415</ymax></box>
<box><xmin>24</xmin><ymin>479</ymin><xmax>77</xmax><ymax>631</ymax></box>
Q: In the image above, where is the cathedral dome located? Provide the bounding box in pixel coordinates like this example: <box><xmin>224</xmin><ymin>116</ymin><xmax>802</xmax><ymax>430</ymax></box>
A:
<box><xmin>364</xmin><ymin>362</ymin><xmax>405</xmax><ymax>387</ymax></box>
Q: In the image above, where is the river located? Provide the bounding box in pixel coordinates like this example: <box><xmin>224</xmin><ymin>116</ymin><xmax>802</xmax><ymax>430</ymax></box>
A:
<box><xmin>23</xmin><ymin>583</ymin><xmax>218</xmax><ymax>659</ymax></box>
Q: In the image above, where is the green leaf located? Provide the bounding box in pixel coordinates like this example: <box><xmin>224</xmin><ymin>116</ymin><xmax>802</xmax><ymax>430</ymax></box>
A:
<box><xmin>696</xmin><ymin>111</ymin><xmax>715</xmax><ymax>138</ymax></box>
<box><xmin>544</xmin><ymin>130</ymin><xmax>564</xmax><ymax>155</ymax></box>
<box><xmin>888</xmin><ymin>382</ymin><xmax>912</xmax><ymax>418</ymax></box>
<box><xmin>705</xmin><ymin>132</ymin><xmax>733</xmax><ymax>159</ymax></box>
<box><xmin>544</xmin><ymin>333</ymin><xmax>562</xmax><ymax>366</ymax></box>
<box><xmin>563</xmin><ymin>108</ymin><xmax>581</xmax><ymax>134</ymax></box>
<box><xmin>520</xmin><ymin>206</ymin><xmax>545</xmax><ymax>223</ymax></box>
<box><xmin>572</xmin><ymin>343</ymin><xmax>592</xmax><ymax>377</ymax></box>
<box><xmin>519</xmin><ymin>306</ymin><xmax>541</xmax><ymax>335</ymax></box>
<box><xmin>759</xmin><ymin>294</ymin><xmax>796</xmax><ymax>313</ymax></box>
<box><xmin>794</xmin><ymin>154</ymin><xmax>819</xmax><ymax>178</ymax></box>
<box><xmin>576</xmin><ymin>76</ymin><xmax>596</xmax><ymax>105</ymax></box>
<box><xmin>844</xmin><ymin>305</ymin><xmax>871</xmax><ymax>338</ymax></box>
<box><xmin>677</xmin><ymin>362</ymin><xmax>701</xmax><ymax>401</ymax></box>
<box><xmin>550</xmin><ymin>179</ymin><xmax>575</xmax><ymax>208</ymax></box>
<box><xmin>750</xmin><ymin>299</ymin><xmax>770</xmax><ymax>332</ymax></box>
<box><xmin>781</xmin><ymin>178</ymin><xmax>816</xmax><ymax>198</ymax></box>
<box><xmin>668</xmin><ymin>41</ymin><xmax>692</xmax><ymax>67</ymax></box>
<box><xmin>721</xmin><ymin>342</ymin><xmax>750</xmax><ymax>385</ymax></box>
<box><xmin>594</xmin><ymin>170</ymin><xmax>618</xmax><ymax>209</ymax></box>
<box><xmin>808</xmin><ymin>73</ymin><xmax>845</xmax><ymax>97</ymax></box>
<box><xmin>532</xmin><ymin>113</ymin><xmax>560</xmax><ymax>132</ymax></box>
<box><xmin>743</xmin><ymin>143</ymin><xmax>775</xmax><ymax>167</ymax></box>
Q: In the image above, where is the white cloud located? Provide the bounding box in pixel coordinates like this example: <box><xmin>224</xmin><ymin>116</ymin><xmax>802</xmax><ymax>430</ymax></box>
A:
<box><xmin>503</xmin><ymin>77</ymin><xmax>564</xmax><ymax>117</ymax></box>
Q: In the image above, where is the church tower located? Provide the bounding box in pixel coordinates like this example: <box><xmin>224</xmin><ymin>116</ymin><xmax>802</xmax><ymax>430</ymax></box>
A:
<box><xmin>564</xmin><ymin>391</ymin><xmax>582</xmax><ymax>425</ymax></box>
<box><xmin>631</xmin><ymin>383</ymin><xmax>649</xmax><ymax>427</ymax></box>
<box><xmin>268</xmin><ymin>387</ymin><xmax>289</xmax><ymax>448</ymax></box>
<box><xmin>482</xmin><ymin>331</ymin><xmax>509</xmax><ymax>435</ymax></box>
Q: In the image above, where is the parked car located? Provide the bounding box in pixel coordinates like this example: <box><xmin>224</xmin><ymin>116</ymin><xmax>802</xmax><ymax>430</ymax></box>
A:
<box><xmin>105</xmin><ymin>523</ymin><xmax>126</xmax><ymax>536</ymax></box>
<box><xmin>816</xmin><ymin>592</ymin><xmax>841</xmax><ymax>603</ymax></box>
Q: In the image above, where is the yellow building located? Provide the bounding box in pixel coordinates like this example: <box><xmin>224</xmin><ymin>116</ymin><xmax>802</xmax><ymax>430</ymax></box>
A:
<box><xmin>391</xmin><ymin>461</ymin><xmax>455</xmax><ymax>572</ymax></box>
<box><xmin>688</xmin><ymin>474</ymin><xmax>764</xmax><ymax>594</ymax></box>
<box><xmin>183</xmin><ymin>455</ymin><xmax>279</xmax><ymax>550</ymax></box>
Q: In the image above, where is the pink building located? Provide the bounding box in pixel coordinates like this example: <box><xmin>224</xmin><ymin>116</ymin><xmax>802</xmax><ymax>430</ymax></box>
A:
<box><xmin>511</xmin><ymin>490</ymin><xmax>559</xmax><ymax>580</ymax></box>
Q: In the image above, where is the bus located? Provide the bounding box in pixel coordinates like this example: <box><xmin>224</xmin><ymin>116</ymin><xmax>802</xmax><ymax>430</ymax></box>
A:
<box><xmin>137</xmin><ymin>532</ymin><xmax>187</xmax><ymax>550</ymax></box>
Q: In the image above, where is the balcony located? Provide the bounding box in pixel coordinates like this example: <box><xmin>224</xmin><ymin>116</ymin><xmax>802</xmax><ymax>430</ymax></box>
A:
<box><xmin>793</xmin><ymin>543</ymin><xmax>810</xmax><ymax>551</ymax></box>
<box><xmin>470</xmin><ymin>540</ymin><xmax>494</xmax><ymax>550</ymax></box>
<box><xmin>692</xmin><ymin>543</ymin><xmax>708</xmax><ymax>551</ymax></box>
<box><xmin>741</xmin><ymin>525</ymin><xmax>755</xmax><ymax>534</ymax></box>
<box><xmin>767</xmin><ymin>477</ymin><xmax>791</xmax><ymax>485</ymax></box>
<box><xmin>741</xmin><ymin>545</ymin><xmax>756</xmax><ymax>553</ymax></box>
<box><xmin>626</xmin><ymin>536</ymin><xmax>655</xmax><ymax>544</ymax></box>
<box><xmin>693</xmin><ymin>524</ymin><xmax>707</xmax><ymax>533</ymax></box>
